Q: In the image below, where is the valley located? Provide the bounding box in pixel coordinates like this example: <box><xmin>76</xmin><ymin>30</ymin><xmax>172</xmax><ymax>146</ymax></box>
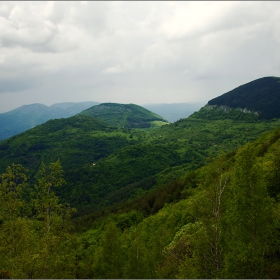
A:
<box><xmin>1</xmin><ymin>76</ymin><xmax>280</xmax><ymax>278</ymax></box>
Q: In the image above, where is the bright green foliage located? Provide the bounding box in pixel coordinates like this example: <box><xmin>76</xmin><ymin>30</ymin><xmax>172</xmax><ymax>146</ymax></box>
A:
<box><xmin>0</xmin><ymin>164</ymin><xmax>29</xmax><ymax>221</ymax></box>
<box><xmin>122</xmin><ymin>225</ymin><xmax>152</xmax><ymax>278</ymax></box>
<box><xmin>161</xmin><ymin>155</ymin><xmax>231</xmax><ymax>278</ymax></box>
<box><xmin>33</xmin><ymin>160</ymin><xmax>66</xmax><ymax>234</ymax></box>
<box><xmin>93</xmin><ymin>220</ymin><xmax>123</xmax><ymax>278</ymax></box>
<box><xmin>0</xmin><ymin>160</ymin><xmax>77</xmax><ymax>279</ymax></box>
<box><xmin>0</xmin><ymin>164</ymin><xmax>31</xmax><ymax>278</ymax></box>
<box><xmin>188</xmin><ymin>157</ymin><xmax>230</xmax><ymax>278</ymax></box>
<box><xmin>223</xmin><ymin>143</ymin><xmax>275</xmax><ymax>278</ymax></box>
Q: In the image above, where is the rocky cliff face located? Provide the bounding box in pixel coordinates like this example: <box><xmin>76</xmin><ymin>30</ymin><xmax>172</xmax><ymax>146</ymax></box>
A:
<box><xmin>208</xmin><ymin>76</ymin><xmax>280</xmax><ymax>119</ymax></box>
<box><xmin>205</xmin><ymin>104</ymin><xmax>259</xmax><ymax>116</ymax></box>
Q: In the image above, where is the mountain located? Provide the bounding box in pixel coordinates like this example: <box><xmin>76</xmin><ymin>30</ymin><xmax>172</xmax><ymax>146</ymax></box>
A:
<box><xmin>0</xmin><ymin>114</ymin><xmax>141</xmax><ymax>177</ymax></box>
<box><xmin>1</xmin><ymin>77</ymin><xmax>280</xmax><ymax>213</ymax></box>
<box><xmin>0</xmin><ymin>101</ymin><xmax>200</xmax><ymax>141</ymax></box>
<box><xmin>0</xmin><ymin>101</ymin><xmax>99</xmax><ymax>140</ymax></box>
<box><xmin>1</xmin><ymin>87</ymin><xmax>280</xmax><ymax>213</ymax></box>
<box><xmin>2</xmin><ymin>116</ymin><xmax>280</xmax><ymax>279</ymax></box>
<box><xmin>142</xmin><ymin>102</ymin><xmax>205</xmax><ymax>123</ymax></box>
<box><xmin>208</xmin><ymin>76</ymin><xmax>280</xmax><ymax>119</ymax></box>
<box><xmin>2</xmin><ymin>77</ymin><xmax>280</xmax><ymax>279</ymax></box>
<box><xmin>79</xmin><ymin>102</ymin><xmax>169</xmax><ymax>128</ymax></box>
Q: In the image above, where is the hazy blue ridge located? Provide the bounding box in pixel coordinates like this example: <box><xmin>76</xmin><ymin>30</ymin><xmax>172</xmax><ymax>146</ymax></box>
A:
<box><xmin>0</xmin><ymin>101</ymin><xmax>99</xmax><ymax>140</ymax></box>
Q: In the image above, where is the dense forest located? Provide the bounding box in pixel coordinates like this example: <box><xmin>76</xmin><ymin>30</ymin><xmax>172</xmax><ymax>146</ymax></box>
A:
<box><xmin>208</xmin><ymin>76</ymin><xmax>280</xmax><ymax>119</ymax></box>
<box><xmin>1</xmin><ymin>126</ymin><xmax>280</xmax><ymax>278</ymax></box>
<box><xmin>1</xmin><ymin>105</ymin><xmax>280</xmax><ymax>213</ymax></box>
<box><xmin>1</xmin><ymin>77</ymin><xmax>280</xmax><ymax>278</ymax></box>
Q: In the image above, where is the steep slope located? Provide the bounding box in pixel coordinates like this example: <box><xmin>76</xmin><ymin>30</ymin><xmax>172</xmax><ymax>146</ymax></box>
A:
<box><xmin>74</xmin><ymin>126</ymin><xmax>280</xmax><ymax>279</ymax></box>
<box><xmin>79</xmin><ymin>103</ymin><xmax>168</xmax><ymax>128</ymax></box>
<box><xmin>0</xmin><ymin>101</ymin><xmax>99</xmax><ymax>140</ymax></box>
<box><xmin>208</xmin><ymin>76</ymin><xmax>280</xmax><ymax>119</ymax></box>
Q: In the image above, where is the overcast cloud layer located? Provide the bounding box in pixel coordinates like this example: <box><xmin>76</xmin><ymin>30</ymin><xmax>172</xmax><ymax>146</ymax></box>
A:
<box><xmin>0</xmin><ymin>1</ymin><xmax>280</xmax><ymax>113</ymax></box>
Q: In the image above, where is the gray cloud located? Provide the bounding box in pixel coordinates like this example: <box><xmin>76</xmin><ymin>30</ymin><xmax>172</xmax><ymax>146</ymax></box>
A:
<box><xmin>1</xmin><ymin>1</ymin><xmax>280</xmax><ymax>113</ymax></box>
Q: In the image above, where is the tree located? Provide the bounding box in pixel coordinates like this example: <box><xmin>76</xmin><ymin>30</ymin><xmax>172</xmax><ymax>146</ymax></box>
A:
<box><xmin>93</xmin><ymin>220</ymin><xmax>123</xmax><ymax>278</ymax></box>
<box><xmin>0</xmin><ymin>164</ymin><xmax>31</xmax><ymax>278</ymax></box>
<box><xmin>33</xmin><ymin>160</ymin><xmax>66</xmax><ymax>234</ymax></box>
<box><xmin>196</xmin><ymin>156</ymin><xmax>230</xmax><ymax>278</ymax></box>
<box><xmin>0</xmin><ymin>164</ymin><xmax>29</xmax><ymax>222</ymax></box>
<box><xmin>0</xmin><ymin>160</ymin><xmax>76</xmax><ymax>278</ymax></box>
<box><xmin>172</xmin><ymin>156</ymin><xmax>230</xmax><ymax>278</ymax></box>
<box><xmin>31</xmin><ymin>159</ymin><xmax>75</xmax><ymax>278</ymax></box>
<box><xmin>223</xmin><ymin>142</ymin><xmax>274</xmax><ymax>278</ymax></box>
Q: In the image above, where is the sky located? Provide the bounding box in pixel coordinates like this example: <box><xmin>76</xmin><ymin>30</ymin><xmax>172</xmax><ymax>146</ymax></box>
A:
<box><xmin>0</xmin><ymin>1</ymin><xmax>280</xmax><ymax>113</ymax></box>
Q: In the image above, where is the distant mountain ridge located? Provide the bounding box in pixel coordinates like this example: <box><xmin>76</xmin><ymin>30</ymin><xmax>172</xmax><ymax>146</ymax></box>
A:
<box><xmin>208</xmin><ymin>76</ymin><xmax>280</xmax><ymax>119</ymax></box>
<box><xmin>79</xmin><ymin>103</ymin><xmax>169</xmax><ymax>128</ymax></box>
<box><xmin>1</xmin><ymin>76</ymin><xmax>279</xmax><ymax>140</ymax></box>
<box><xmin>0</xmin><ymin>101</ymin><xmax>99</xmax><ymax>140</ymax></box>
<box><xmin>0</xmin><ymin>101</ymin><xmax>203</xmax><ymax>140</ymax></box>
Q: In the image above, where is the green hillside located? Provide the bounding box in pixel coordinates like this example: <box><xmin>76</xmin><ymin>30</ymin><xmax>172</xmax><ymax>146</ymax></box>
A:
<box><xmin>208</xmin><ymin>76</ymin><xmax>280</xmax><ymax>119</ymax></box>
<box><xmin>1</xmin><ymin>97</ymin><xmax>280</xmax><ymax>214</ymax></box>
<box><xmin>1</xmin><ymin>123</ymin><xmax>280</xmax><ymax>278</ymax></box>
<box><xmin>0</xmin><ymin>115</ymin><xmax>142</xmax><ymax>177</ymax></box>
<box><xmin>1</xmin><ymin>76</ymin><xmax>280</xmax><ymax>278</ymax></box>
<box><xmin>79</xmin><ymin>103</ymin><xmax>168</xmax><ymax>128</ymax></box>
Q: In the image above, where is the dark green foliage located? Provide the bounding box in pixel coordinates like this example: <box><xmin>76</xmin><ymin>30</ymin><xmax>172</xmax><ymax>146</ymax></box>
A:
<box><xmin>62</xmin><ymin>143</ymin><xmax>182</xmax><ymax>208</ymax></box>
<box><xmin>72</xmin><ymin>176</ymin><xmax>189</xmax><ymax>232</ymax></box>
<box><xmin>0</xmin><ymin>269</ymin><xmax>11</xmax><ymax>279</ymax></box>
<box><xmin>208</xmin><ymin>76</ymin><xmax>280</xmax><ymax>119</ymax></box>
<box><xmin>2</xmin><ymin>80</ymin><xmax>280</xmax><ymax>278</ymax></box>
<box><xmin>1</xmin><ymin>99</ymin><xmax>280</xmax><ymax>216</ymax></box>
<box><xmin>2</xmin><ymin>125</ymin><xmax>280</xmax><ymax>278</ymax></box>
<box><xmin>0</xmin><ymin>115</ymin><xmax>138</xmax><ymax>175</ymax></box>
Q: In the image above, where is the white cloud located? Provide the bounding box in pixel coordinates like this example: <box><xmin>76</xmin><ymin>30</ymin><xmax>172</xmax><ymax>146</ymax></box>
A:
<box><xmin>1</xmin><ymin>1</ymin><xmax>280</xmax><ymax>113</ymax></box>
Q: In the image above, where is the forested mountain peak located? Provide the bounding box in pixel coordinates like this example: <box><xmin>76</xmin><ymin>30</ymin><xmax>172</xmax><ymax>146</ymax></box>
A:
<box><xmin>79</xmin><ymin>102</ymin><xmax>168</xmax><ymax>128</ymax></box>
<box><xmin>208</xmin><ymin>76</ymin><xmax>280</xmax><ymax>119</ymax></box>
